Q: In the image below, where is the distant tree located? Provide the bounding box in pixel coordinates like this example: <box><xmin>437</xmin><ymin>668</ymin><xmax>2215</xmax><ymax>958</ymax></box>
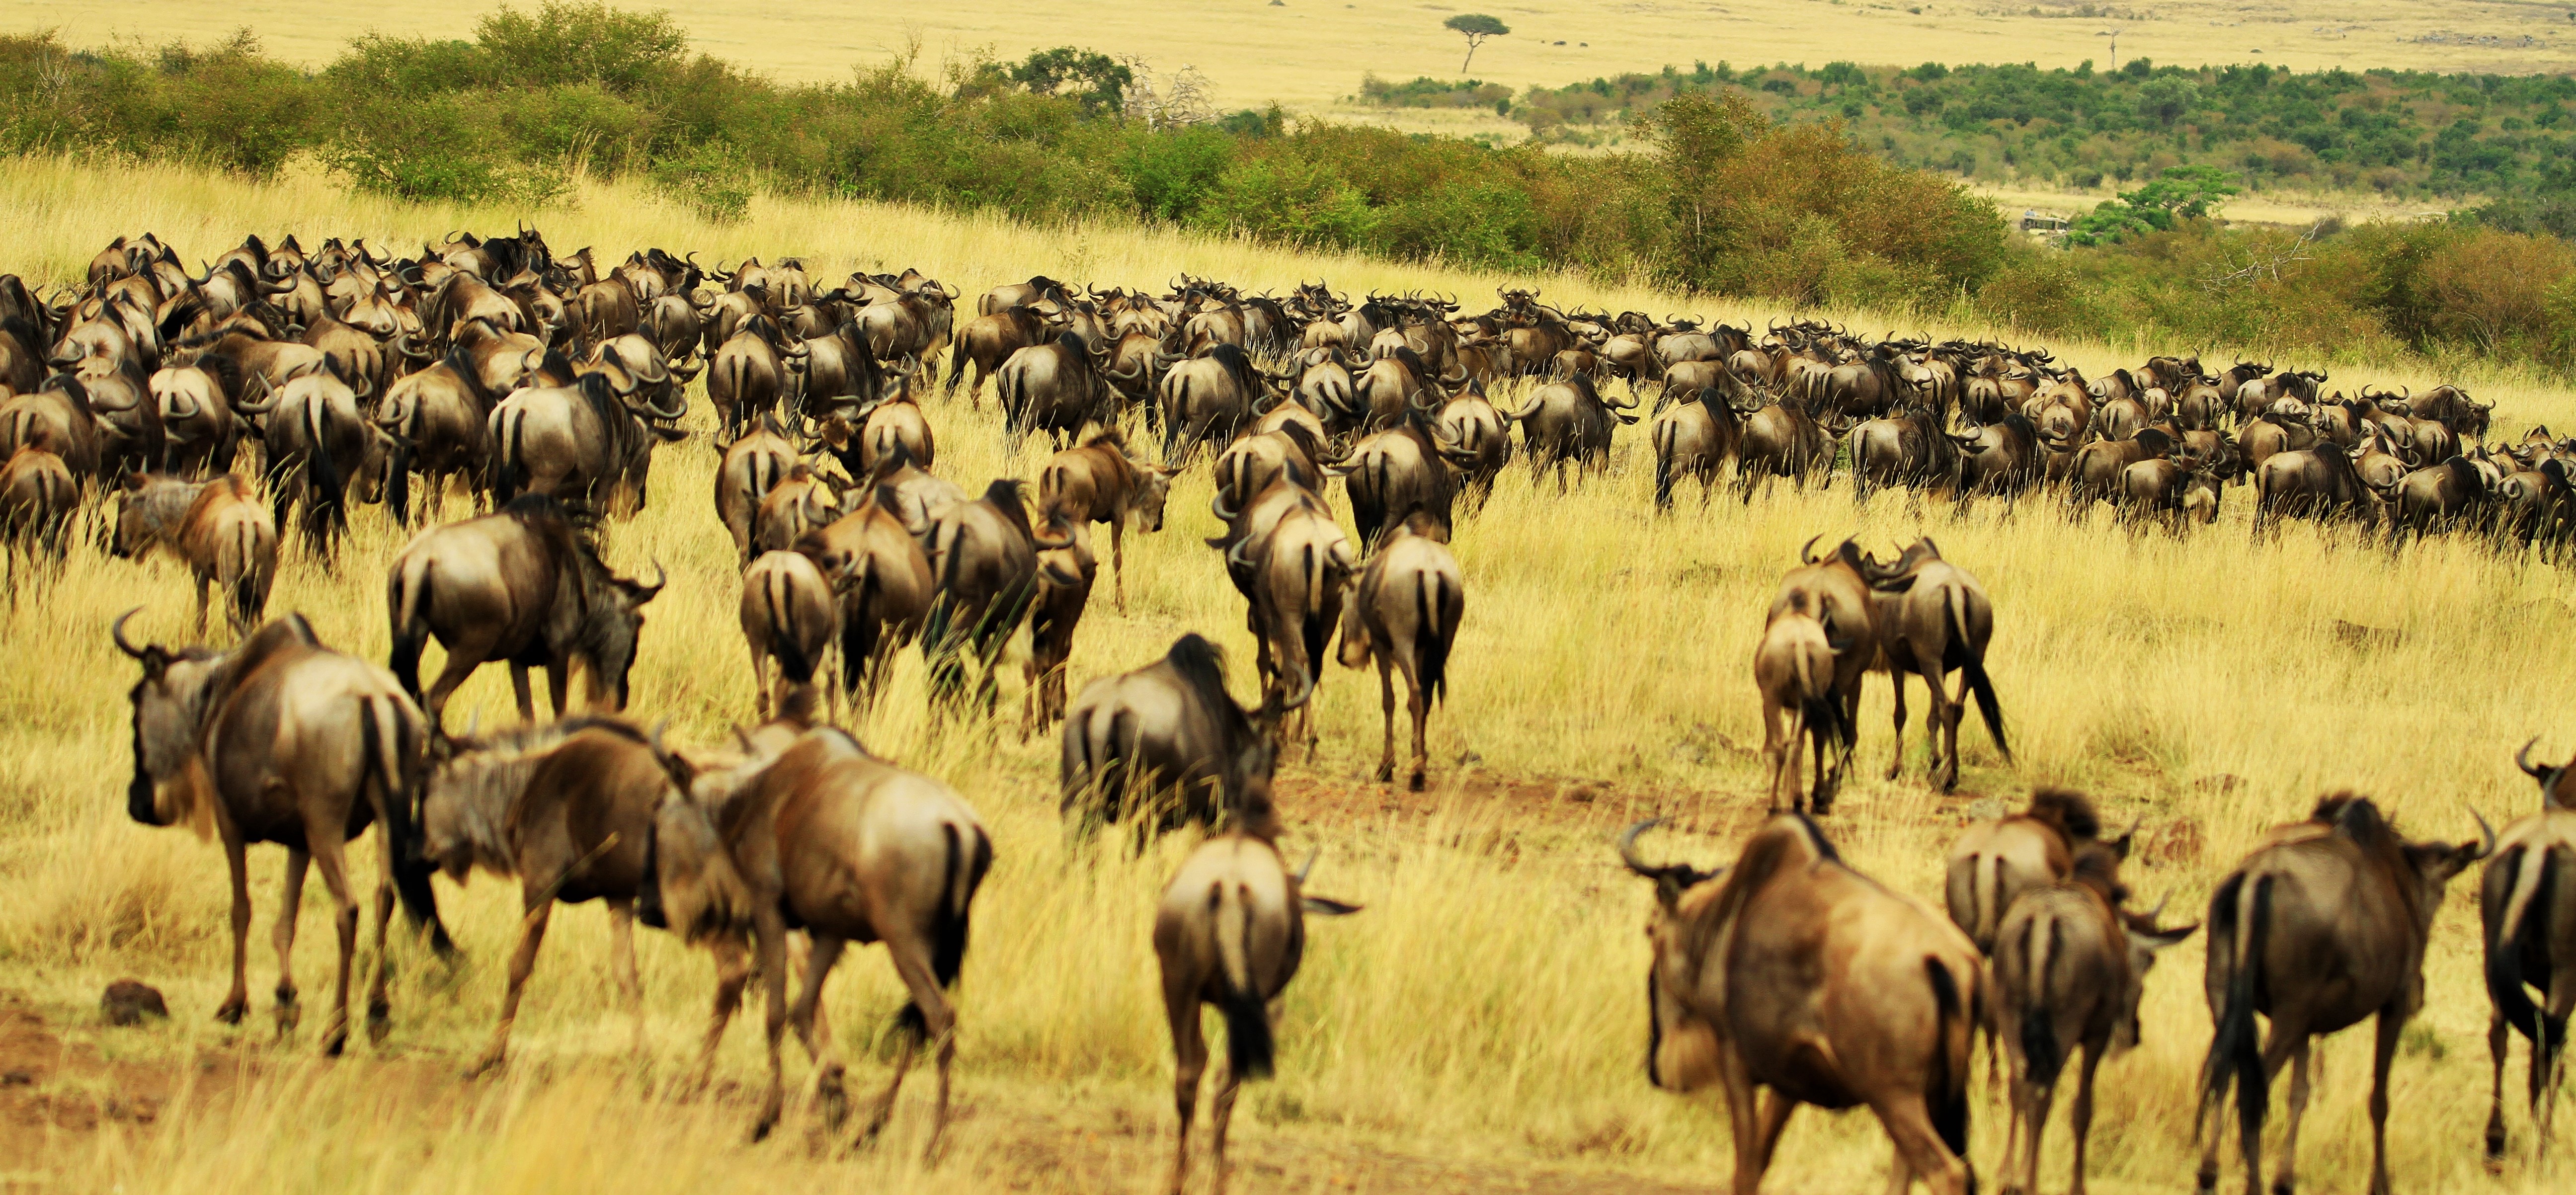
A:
<box><xmin>1008</xmin><ymin>47</ymin><xmax>1134</xmax><ymax>115</ymax></box>
<box><xmin>1444</xmin><ymin>14</ymin><xmax>1510</xmax><ymax>73</ymax></box>
<box><xmin>2066</xmin><ymin>165</ymin><xmax>2240</xmax><ymax>245</ymax></box>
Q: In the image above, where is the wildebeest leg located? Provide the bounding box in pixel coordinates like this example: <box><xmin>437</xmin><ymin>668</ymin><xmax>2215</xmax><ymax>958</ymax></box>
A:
<box><xmin>1111</xmin><ymin>515</ymin><xmax>1128</xmax><ymax>614</ymax></box>
<box><xmin>690</xmin><ymin>936</ymin><xmax>752</xmax><ymax>1090</ymax></box>
<box><xmin>747</xmin><ymin>904</ymin><xmax>794</xmax><ymax>1140</ymax></box>
<box><xmin>2486</xmin><ymin>1009</ymin><xmax>2511</xmax><ymax>1163</ymax></box>
<box><xmin>216</xmin><ymin>830</ymin><xmax>255</xmax><ymax>1026</ymax></box>
<box><xmin>302</xmin><ymin>817</ymin><xmax>363</xmax><ymax>1057</ymax></box>
<box><xmin>472</xmin><ymin>888</ymin><xmax>554</xmax><ymax>1076</ymax></box>
<box><xmin>1883</xmin><ymin>668</ymin><xmax>1910</xmax><ymax>782</ymax></box>
<box><xmin>749</xmin><ymin>634</ymin><xmax>771</xmax><ymax>719</ymax></box>
<box><xmin>1373</xmin><ymin>655</ymin><xmax>1397</xmax><ymax>784</ymax></box>
<box><xmin>1402</xmin><ymin>650</ymin><xmax>1430</xmax><ymax>793</ymax></box>
<box><xmin>270</xmin><ymin>847</ymin><xmax>310</xmax><ymax>1033</ymax></box>
<box><xmin>2068</xmin><ymin>1041</ymin><xmax>2104</xmax><ymax>1195</ymax></box>
<box><xmin>193</xmin><ymin>574</ymin><xmax>212</xmax><ymax>639</ymax></box>
<box><xmin>1761</xmin><ymin>691</ymin><xmax>1793</xmax><ymax>812</ymax></box>
<box><xmin>365</xmin><ymin>834</ymin><xmax>397</xmax><ymax>1041</ymax></box>
<box><xmin>1164</xmin><ymin>985</ymin><xmax>1206</xmax><ymax>1195</ymax></box>
<box><xmin>2541</xmin><ymin>989</ymin><xmax>2575</xmax><ymax>1157</ymax></box>
<box><xmin>1750</xmin><ymin>1089</ymin><xmax>1798</xmax><ymax>1176</ymax></box>
<box><xmin>546</xmin><ymin>661</ymin><xmax>572</xmax><ymax>720</ymax></box>
<box><xmin>1714</xmin><ymin>1041</ymin><xmax>1768</xmax><ymax>1195</ymax></box>
<box><xmin>1936</xmin><ymin>665</ymin><xmax>1967</xmax><ymax>793</ymax></box>
<box><xmin>2256</xmin><ymin>1033</ymin><xmax>2310</xmax><ymax>1195</ymax></box>
<box><xmin>2011</xmin><ymin>1047</ymin><xmax>2058</xmax><ymax>1195</ymax></box>
<box><xmin>2365</xmin><ymin>1013</ymin><xmax>2400</xmax><ymax>1195</ymax></box>
<box><xmin>1871</xmin><ymin>1091</ymin><xmax>1971</xmax><ymax>1195</ymax></box>
<box><xmin>866</xmin><ymin>938</ymin><xmax>958</xmax><ymax>1157</ymax></box>
<box><xmin>790</xmin><ymin>933</ymin><xmax>849</xmax><ymax>1131</ymax></box>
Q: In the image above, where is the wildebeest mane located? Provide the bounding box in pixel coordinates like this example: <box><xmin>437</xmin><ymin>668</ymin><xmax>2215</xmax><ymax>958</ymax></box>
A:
<box><xmin>1165</xmin><ymin>634</ymin><xmax>1256</xmax><ymax>742</ymax></box>
<box><xmin>980</xmin><ymin>478</ymin><xmax>1036</xmax><ymax>545</ymax></box>
<box><xmin>2025</xmin><ymin>789</ymin><xmax>2103</xmax><ymax>841</ymax></box>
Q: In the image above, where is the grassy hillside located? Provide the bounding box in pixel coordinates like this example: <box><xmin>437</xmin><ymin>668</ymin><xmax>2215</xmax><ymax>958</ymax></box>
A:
<box><xmin>2</xmin><ymin>156</ymin><xmax>2574</xmax><ymax>1193</ymax></box>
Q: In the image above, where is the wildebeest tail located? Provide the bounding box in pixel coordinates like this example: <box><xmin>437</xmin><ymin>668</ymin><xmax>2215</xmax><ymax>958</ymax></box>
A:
<box><xmin>1652</xmin><ymin>418</ymin><xmax>1678</xmax><ymax>509</ymax></box>
<box><xmin>1925</xmin><ymin>955</ymin><xmax>1973</xmax><ymax>1169</ymax></box>
<box><xmin>305</xmin><ymin>393</ymin><xmax>345</xmax><ymax>544</ymax></box>
<box><xmin>763</xmin><ymin>566</ymin><xmax>814</xmax><ymax>685</ymax></box>
<box><xmin>1792</xmin><ymin>635</ymin><xmax>1851</xmax><ymax>750</ymax></box>
<box><xmin>360</xmin><ymin>696</ymin><xmax>452</xmax><ymax>954</ymax></box>
<box><xmin>2486</xmin><ymin>843</ymin><xmax>2558</xmax><ymax>1046</ymax></box>
<box><xmin>387</xmin><ymin>558</ymin><xmax>432</xmax><ymax>700</ymax></box>
<box><xmin>1212</xmin><ymin>880</ymin><xmax>1276</xmax><ymax>1080</ymax></box>
<box><xmin>896</xmin><ymin>820</ymin><xmax>991</xmax><ymax>1041</ymax></box>
<box><xmin>2201</xmin><ymin>873</ymin><xmax>2271</xmax><ymax>1153</ymax></box>
<box><xmin>1418</xmin><ymin>569</ymin><xmax>1453</xmax><ymax>707</ymax></box>
<box><xmin>2018</xmin><ymin>914</ymin><xmax>2065</xmax><ymax>1088</ymax></box>
<box><xmin>493</xmin><ymin>406</ymin><xmax>527</xmax><ymax>502</ymax></box>
<box><xmin>1949</xmin><ymin>583</ymin><xmax>2010</xmax><ymax>761</ymax></box>
<box><xmin>228</xmin><ymin>518</ymin><xmax>264</xmax><ymax>628</ymax></box>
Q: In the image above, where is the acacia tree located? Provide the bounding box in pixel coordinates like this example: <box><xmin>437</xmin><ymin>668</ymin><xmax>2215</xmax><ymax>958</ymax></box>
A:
<box><xmin>1444</xmin><ymin>14</ymin><xmax>1510</xmax><ymax>73</ymax></box>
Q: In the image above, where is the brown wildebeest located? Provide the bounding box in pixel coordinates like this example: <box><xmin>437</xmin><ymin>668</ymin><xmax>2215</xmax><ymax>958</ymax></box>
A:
<box><xmin>1236</xmin><ymin>499</ymin><xmax>1353</xmax><ymax>751</ymax></box>
<box><xmin>1336</xmin><ymin>513</ymin><xmax>1464</xmax><ymax>791</ymax></box>
<box><xmin>1210</xmin><ymin>425</ymin><xmax>1327</xmax><ymax>529</ymax></box>
<box><xmin>714</xmin><ymin>416</ymin><xmax>796</xmax><ymax>563</ymax></box>
<box><xmin>1737</xmin><ymin>394</ymin><xmax>1836</xmax><ymax>501</ymax></box>
<box><xmin>946</xmin><ymin>302</ymin><xmax>1053</xmax><ymax>401</ymax></box>
<box><xmin>1651</xmin><ymin>387</ymin><xmax>1746</xmax><ymax>510</ymax></box>
<box><xmin>922</xmin><ymin>479</ymin><xmax>1059</xmax><ymax>706</ymax></box>
<box><xmin>111</xmin><ymin>473</ymin><xmax>278</xmax><ymax>636</ymax></box>
<box><xmin>1620</xmin><ymin>816</ymin><xmax>1983</xmax><ymax>1195</ymax></box>
<box><xmin>1846</xmin><ymin>406</ymin><xmax>1962</xmax><ymax>503</ymax></box>
<box><xmin>850</xmin><ymin>383</ymin><xmax>933</xmax><ymax>473</ymax></box>
<box><xmin>997</xmin><ymin>331</ymin><xmax>1116</xmax><ymax>449</ymax></box>
<box><xmin>386</xmin><ymin>494</ymin><xmax>665</xmax><ymax>730</ymax></box>
<box><xmin>1863</xmin><ymin>539</ymin><xmax>2009</xmax><ymax>792</ymax></box>
<box><xmin>1754</xmin><ymin>601</ymin><xmax>1846</xmax><ymax>813</ymax></box>
<box><xmin>1946</xmin><ymin>790</ymin><xmax>2126</xmax><ymax>954</ymax></box>
<box><xmin>1155</xmin><ymin>833</ymin><xmax>1361</xmax><ymax>1195</ymax></box>
<box><xmin>1038</xmin><ymin>428</ymin><xmax>1175</xmax><ymax>612</ymax></box>
<box><xmin>115</xmin><ymin>611</ymin><xmax>450</xmax><ymax>1053</ymax></box>
<box><xmin>2115</xmin><ymin>458</ymin><xmax>2224</xmax><ymax>533</ymax></box>
<box><xmin>2488</xmin><ymin>741</ymin><xmax>2576</xmax><ymax>1162</ymax></box>
<box><xmin>707</xmin><ymin>314</ymin><xmax>803</xmax><ymax>440</ymax></box>
<box><xmin>1338</xmin><ymin>406</ymin><xmax>1461</xmax><ymax>549</ymax></box>
<box><xmin>1434</xmin><ymin>384</ymin><xmax>1513</xmax><ymax>504</ymax></box>
<box><xmin>1159</xmin><ymin>344</ymin><xmax>1268</xmax><ymax>465</ymax></box>
<box><xmin>1</xmin><ymin>374</ymin><xmax>109</xmax><ymax>488</ymax></box>
<box><xmin>740</xmin><ymin>549</ymin><xmax>840</xmax><ymax>719</ymax></box>
<box><xmin>2389</xmin><ymin>455</ymin><xmax>2499</xmax><ymax>551</ymax></box>
<box><xmin>0</xmin><ymin>444</ymin><xmax>77</xmax><ymax>579</ymax></box>
<box><xmin>1994</xmin><ymin>850</ymin><xmax>2196</xmax><ymax>1195</ymax></box>
<box><xmin>420</xmin><ymin>715</ymin><xmax>693</xmax><ymax>1075</ymax></box>
<box><xmin>1762</xmin><ymin>538</ymin><xmax>1880</xmax><ymax>812</ymax></box>
<box><xmin>1501</xmin><ymin>372</ymin><xmax>1636</xmax><ymax>491</ymax></box>
<box><xmin>794</xmin><ymin>495</ymin><xmax>935</xmax><ymax>700</ymax></box>
<box><xmin>1953</xmin><ymin>414</ymin><xmax>2044</xmax><ymax>507</ymax></box>
<box><xmin>2252</xmin><ymin>441</ymin><xmax>2379</xmax><ymax>536</ymax></box>
<box><xmin>2195</xmin><ymin>795</ymin><xmax>2493</xmax><ymax>1195</ymax></box>
<box><xmin>750</xmin><ymin>463</ymin><xmax>843</xmax><ymax>558</ymax></box>
<box><xmin>1060</xmin><ymin>634</ymin><xmax>1305</xmax><ymax>846</ymax></box>
<box><xmin>1023</xmin><ymin>520</ymin><xmax>1096</xmax><ymax>737</ymax></box>
<box><xmin>484</xmin><ymin>367</ymin><xmax>689</xmax><ymax>517</ymax></box>
<box><xmin>638</xmin><ymin>722</ymin><xmax>994</xmax><ymax>1152</ymax></box>
<box><xmin>2067</xmin><ymin>427</ymin><xmax>2174</xmax><ymax>509</ymax></box>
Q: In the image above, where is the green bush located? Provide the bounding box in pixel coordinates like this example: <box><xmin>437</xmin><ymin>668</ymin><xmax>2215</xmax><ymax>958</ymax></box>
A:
<box><xmin>649</xmin><ymin>140</ymin><xmax>754</xmax><ymax>223</ymax></box>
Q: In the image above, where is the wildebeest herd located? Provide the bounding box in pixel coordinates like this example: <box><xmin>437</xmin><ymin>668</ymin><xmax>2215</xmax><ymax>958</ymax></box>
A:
<box><xmin>3</xmin><ymin>228</ymin><xmax>2569</xmax><ymax>1193</ymax></box>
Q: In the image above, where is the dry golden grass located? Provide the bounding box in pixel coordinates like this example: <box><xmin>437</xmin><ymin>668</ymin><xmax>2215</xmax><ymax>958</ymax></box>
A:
<box><xmin>2</xmin><ymin>156</ymin><xmax>2574</xmax><ymax>1192</ymax></box>
<box><xmin>22</xmin><ymin>0</ymin><xmax>2575</xmax><ymax>118</ymax></box>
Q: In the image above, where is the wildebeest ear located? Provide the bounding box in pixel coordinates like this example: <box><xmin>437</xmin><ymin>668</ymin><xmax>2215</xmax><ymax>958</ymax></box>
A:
<box><xmin>2132</xmin><ymin>922</ymin><xmax>2199</xmax><ymax>950</ymax></box>
<box><xmin>1300</xmin><ymin>895</ymin><xmax>1364</xmax><ymax>917</ymax></box>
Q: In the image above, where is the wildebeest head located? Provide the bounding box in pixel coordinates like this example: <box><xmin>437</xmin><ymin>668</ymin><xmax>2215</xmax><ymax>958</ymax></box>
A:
<box><xmin>579</xmin><ymin>556</ymin><xmax>667</xmax><ymax>711</ymax></box>
<box><xmin>112</xmin><ymin>609</ymin><xmax>316</xmax><ymax>831</ymax></box>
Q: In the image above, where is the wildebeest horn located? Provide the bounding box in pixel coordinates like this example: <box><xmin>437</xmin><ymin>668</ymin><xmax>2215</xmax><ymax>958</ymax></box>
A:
<box><xmin>2468</xmin><ymin>805</ymin><xmax>2496</xmax><ymax>859</ymax></box>
<box><xmin>233</xmin><ymin>373</ymin><xmax>279</xmax><ymax>415</ymax></box>
<box><xmin>1798</xmin><ymin>534</ymin><xmax>1826</xmax><ymax>564</ymax></box>
<box><xmin>110</xmin><ymin>608</ymin><xmax>150</xmax><ymax>659</ymax></box>
<box><xmin>2517</xmin><ymin>737</ymin><xmax>2550</xmax><ymax>781</ymax></box>
<box><xmin>1224</xmin><ymin>535</ymin><xmax>1257</xmax><ymax>571</ymax></box>
<box><xmin>636</xmin><ymin>560</ymin><xmax>668</xmax><ymax>599</ymax></box>
<box><xmin>1295</xmin><ymin>848</ymin><xmax>1318</xmax><ymax>884</ymax></box>
<box><xmin>1275</xmin><ymin>665</ymin><xmax>1314</xmax><ymax>713</ymax></box>
<box><xmin>163</xmin><ymin>388</ymin><xmax>201</xmax><ymax>421</ymax></box>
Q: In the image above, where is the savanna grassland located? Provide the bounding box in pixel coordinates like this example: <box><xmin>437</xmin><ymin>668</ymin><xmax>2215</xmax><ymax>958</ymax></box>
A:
<box><xmin>2</xmin><ymin>155</ymin><xmax>2575</xmax><ymax>1195</ymax></box>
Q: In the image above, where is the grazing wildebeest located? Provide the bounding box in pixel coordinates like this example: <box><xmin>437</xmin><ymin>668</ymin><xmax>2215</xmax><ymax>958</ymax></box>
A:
<box><xmin>114</xmin><ymin>611</ymin><xmax>449</xmax><ymax>1053</ymax></box>
<box><xmin>1946</xmin><ymin>791</ymin><xmax>2127</xmax><ymax>955</ymax></box>
<box><xmin>1059</xmin><ymin>634</ymin><xmax>1303</xmax><ymax>846</ymax></box>
<box><xmin>1338</xmin><ymin>407</ymin><xmax>1461</xmax><ymax>549</ymax></box>
<box><xmin>1737</xmin><ymin>394</ymin><xmax>1837</xmax><ymax>501</ymax></box>
<box><xmin>1761</xmin><ymin>538</ymin><xmax>1881</xmax><ymax>813</ymax></box>
<box><xmin>2252</xmin><ymin>441</ymin><xmax>2379</xmax><ymax>536</ymax></box>
<box><xmin>484</xmin><ymin>369</ymin><xmax>689</xmax><ymax>514</ymax></box>
<box><xmin>1038</xmin><ymin>427</ymin><xmax>1175</xmax><ymax>612</ymax></box>
<box><xmin>1336</xmin><ymin>513</ymin><xmax>1464</xmax><ymax>791</ymax></box>
<box><xmin>1994</xmin><ymin>849</ymin><xmax>2196</xmax><ymax>1195</ymax></box>
<box><xmin>2195</xmin><ymin>795</ymin><xmax>2492</xmax><ymax>1195</ymax></box>
<box><xmin>111</xmin><ymin>472</ymin><xmax>278</xmax><ymax>636</ymax></box>
<box><xmin>996</xmin><ymin>331</ymin><xmax>1116</xmax><ymax>448</ymax></box>
<box><xmin>638</xmin><ymin>722</ymin><xmax>993</xmax><ymax>1152</ymax></box>
<box><xmin>420</xmin><ymin>715</ymin><xmax>694</xmax><ymax>1075</ymax></box>
<box><xmin>1863</xmin><ymin>539</ymin><xmax>2009</xmax><ymax>792</ymax></box>
<box><xmin>386</xmin><ymin>494</ymin><xmax>665</xmax><ymax>730</ymax></box>
<box><xmin>1620</xmin><ymin>816</ymin><xmax>1983</xmax><ymax>1195</ymax></box>
<box><xmin>1156</xmin><ymin>833</ymin><xmax>1361</xmax><ymax>1195</ymax></box>
<box><xmin>2115</xmin><ymin>457</ymin><xmax>2225</xmax><ymax>533</ymax></box>
<box><xmin>2488</xmin><ymin>741</ymin><xmax>2576</xmax><ymax>1162</ymax></box>
<box><xmin>739</xmin><ymin>549</ymin><xmax>840</xmax><ymax>719</ymax></box>
<box><xmin>2389</xmin><ymin>455</ymin><xmax>2499</xmax><ymax>551</ymax></box>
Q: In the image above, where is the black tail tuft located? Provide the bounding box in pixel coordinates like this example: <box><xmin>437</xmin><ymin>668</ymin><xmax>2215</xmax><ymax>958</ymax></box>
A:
<box><xmin>1418</xmin><ymin>572</ymin><xmax>1452</xmax><ymax>707</ymax></box>
<box><xmin>2019</xmin><ymin>920</ymin><xmax>2065</xmax><ymax>1088</ymax></box>
<box><xmin>364</xmin><ymin>699</ymin><xmax>452</xmax><ymax>955</ymax></box>
<box><xmin>2485</xmin><ymin>845</ymin><xmax>2546</xmax><ymax>1045</ymax></box>
<box><xmin>1925</xmin><ymin>956</ymin><xmax>1972</xmax><ymax>1167</ymax></box>
<box><xmin>2202</xmin><ymin>874</ymin><xmax>2271</xmax><ymax>1161</ymax></box>
<box><xmin>1964</xmin><ymin>656</ymin><xmax>2009</xmax><ymax>761</ymax></box>
<box><xmin>1223</xmin><ymin>984</ymin><xmax>1276</xmax><ymax>1081</ymax></box>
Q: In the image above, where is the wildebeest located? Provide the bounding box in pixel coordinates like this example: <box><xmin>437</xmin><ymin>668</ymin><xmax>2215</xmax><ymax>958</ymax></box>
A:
<box><xmin>1945</xmin><ymin>791</ymin><xmax>2127</xmax><ymax>955</ymax></box>
<box><xmin>2252</xmin><ymin>441</ymin><xmax>2379</xmax><ymax>535</ymax></box>
<box><xmin>1335</xmin><ymin>514</ymin><xmax>1464</xmax><ymax>791</ymax></box>
<box><xmin>1501</xmin><ymin>373</ymin><xmax>1635</xmax><ymax>491</ymax></box>
<box><xmin>2115</xmin><ymin>457</ymin><xmax>2225</xmax><ymax>533</ymax></box>
<box><xmin>1847</xmin><ymin>406</ymin><xmax>1962</xmax><ymax>503</ymax></box>
<box><xmin>707</xmin><ymin>314</ymin><xmax>803</xmax><ymax>439</ymax></box>
<box><xmin>794</xmin><ymin>492</ymin><xmax>936</xmax><ymax>700</ymax></box>
<box><xmin>0</xmin><ymin>444</ymin><xmax>77</xmax><ymax>580</ymax></box>
<box><xmin>1620</xmin><ymin>816</ymin><xmax>1983</xmax><ymax>1195</ymax></box>
<box><xmin>1023</xmin><ymin>520</ymin><xmax>1096</xmax><ymax>736</ymax></box>
<box><xmin>420</xmin><ymin>715</ymin><xmax>693</xmax><ymax>1074</ymax></box>
<box><xmin>921</xmin><ymin>479</ymin><xmax>1057</xmax><ymax>705</ymax></box>
<box><xmin>485</xmin><ymin>370</ymin><xmax>689</xmax><ymax>514</ymax></box>
<box><xmin>1234</xmin><ymin>498</ymin><xmax>1353</xmax><ymax>750</ymax></box>
<box><xmin>715</xmin><ymin>416</ymin><xmax>797</xmax><ymax>562</ymax></box>
<box><xmin>1060</xmin><ymin>634</ymin><xmax>1303</xmax><ymax>846</ymax></box>
<box><xmin>947</xmin><ymin>302</ymin><xmax>1053</xmax><ymax>401</ymax></box>
<box><xmin>2195</xmin><ymin>795</ymin><xmax>2492</xmax><ymax>1195</ymax></box>
<box><xmin>1993</xmin><ymin>849</ymin><xmax>2196</xmax><ymax>1195</ymax></box>
<box><xmin>638</xmin><ymin>721</ymin><xmax>993</xmax><ymax>1151</ymax></box>
<box><xmin>1155</xmin><ymin>833</ymin><xmax>1361</xmax><ymax>1195</ymax></box>
<box><xmin>1761</xmin><ymin>538</ymin><xmax>1881</xmax><ymax>812</ymax></box>
<box><xmin>1338</xmin><ymin>408</ymin><xmax>1460</xmax><ymax>549</ymax></box>
<box><xmin>1038</xmin><ymin>428</ymin><xmax>1175</xmax><ymax>613</ymax></box>
<box><xmin>386</xmin><ymin>494</ymin><xmax>665</xmax><ymax>730</ymax></box>
<box><xmin>111</xmin><ymin>473</ymin><xmax>278</xmax><ymax>636</ymax></box>
<box><xmin>1737</xmin><ymin>394</ymin><xmax>1837</xmax><ymax>501</ymax></box>
<box><xmin>739</xmin><ymin>549</ymin><xmax>840</xmax><ymax>718</ymax></box>
<box><xmin>1953</xmin><ymin>414</ymin><xmax>2044</xmax><ymax>506</ymax></box>
<box><xmin>1433</xmin><ymin>384</ymin><xmax>1513</xmax><ymax>504</ymax></box>
<box><xmin>114</xmin><ymin>611</ymin><xmax>449</xmax><ymax>1053</ymax></box>
<box><xmin>996</xmin><ymin>332</ymin><xmax>1115</xmax><ymax>448</ymax></box>
<box><xmin>1863</xmin><ymin>539</ymin><xmax>2008</xmax><ymax>793</ymax></box>
<box><xmin>2488</xmin><ymin>741</ymin><xmax>2576</xmax><ymax>1162</ymax></box>
<box><xmin>1650</xmin><ymin>387</ymin><xmax>1745</xmax><ymax>510</ymax></box>
<box><xmin>1159</xmin><ymin>344</ymin><xmax>1268</xmax><ymax>465</ymax></box>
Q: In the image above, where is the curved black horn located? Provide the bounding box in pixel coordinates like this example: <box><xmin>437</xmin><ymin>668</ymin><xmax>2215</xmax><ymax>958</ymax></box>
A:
<box><xmin>111</xmin><ymin>608</ymin><xmax>150</xmax><ymax>659</ymax></box>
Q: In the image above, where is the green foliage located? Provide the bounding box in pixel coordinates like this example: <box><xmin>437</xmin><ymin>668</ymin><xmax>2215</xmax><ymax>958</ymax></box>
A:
<box><xmin>1357</xmin><ymin>74</ymin><xmax>1513</xmax><ymax>110</ymax></box>
<box><xmin>2066</xmin><ymin>166</ymin><xmax>2241</xmax><ymax>245</ymax></box>
<box><xmin>649</xmin><ymin>139</ymin><xmax>753</xmax><ymax>223</ymax></box>
<box><xmin>1122</xmin><ymin>127</ymin><xmax>1236</xmax><ymax>222</ymax></box>
<box><xmin>1005</xmin><ymin>48</ymin><xmax>1132</xmax><ymax>115</ymax></box>
<box><xmin>472</xmin><ymin>2</ymin><xmax>689</xmax><ymax>95</ymax></box>
<box><xmin>1443</xmin><ymin>14</ymin><xmax>1511</xmax><ymax>37</ymax></box>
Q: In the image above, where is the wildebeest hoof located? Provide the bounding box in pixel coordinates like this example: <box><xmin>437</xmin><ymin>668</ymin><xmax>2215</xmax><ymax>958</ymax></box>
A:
<box><xmin>366</xmin><ymin>999</ymin><xmax>391</xmax><ymax>1042</ymax></box>
<box><xmin>1407</xmin><ymin>771</ymin><xmax>1425</xmax><ymax>793</ymax></box>
<box><xmin>321</xmin><ymin>1028</ymin><xmax>347</xmax><ymax>1057</ymax></box>
<box><xmin>1374</xmin><ymin>763</ymin><xmax>1393</xmax><ymax>783</ymax></box>
<box><xmin>213</xmin><ymin>997</ymin><xmax>247</xmax><ymax>1026</ymax></box>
